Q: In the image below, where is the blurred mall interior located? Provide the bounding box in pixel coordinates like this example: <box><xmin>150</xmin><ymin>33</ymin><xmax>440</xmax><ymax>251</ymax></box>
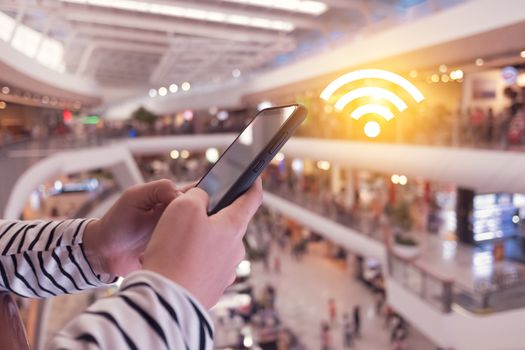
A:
<box><xmin>2</xmin><ymin>0</ymin><xmax>525</xmax><ymax>349</ymax></box>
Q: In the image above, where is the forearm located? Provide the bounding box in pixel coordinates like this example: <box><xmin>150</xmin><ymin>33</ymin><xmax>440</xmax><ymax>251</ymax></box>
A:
<box><xmin>0</xmin><ymin>219</ymin><xmax>115</xmax><ymax>298</ymax></box>
<box><xmin>47</xmin><ymin>271</ymin><xmax>214</xmax><ymax>349</ymax></box>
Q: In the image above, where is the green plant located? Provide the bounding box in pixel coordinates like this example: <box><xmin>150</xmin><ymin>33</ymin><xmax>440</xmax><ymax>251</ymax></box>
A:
<box><xmin>391</xmin><ymin>201</ymin><xmax>413</xmax><ymax>231</ymax></box>
<box><xmin>394</xmin><ymin>235</ymin><xmax>418</xmax><ymax>247</ymax></box>
<box><xmin>132</xmin><ymin>107</ymin><xmax>158</xmax><ymax>126</ymax></box>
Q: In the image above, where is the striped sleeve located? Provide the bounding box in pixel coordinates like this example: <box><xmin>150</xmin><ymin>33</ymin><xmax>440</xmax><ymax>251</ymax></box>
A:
<box><xmin>0</xmin><ymin>219</ymin><xmax>116</xmax><ymax>298</ymax></box>
<box><xmin>47</xmin><ymin>271</ymin><xmax>214</xmax><ymax>350</ymax></box>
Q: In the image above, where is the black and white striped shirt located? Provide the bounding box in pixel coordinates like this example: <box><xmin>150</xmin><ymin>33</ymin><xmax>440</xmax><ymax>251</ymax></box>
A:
<box><xmin>0</xmin><ymin>219</ymin><xmax>214</xmax><ymax>349</ymax></box>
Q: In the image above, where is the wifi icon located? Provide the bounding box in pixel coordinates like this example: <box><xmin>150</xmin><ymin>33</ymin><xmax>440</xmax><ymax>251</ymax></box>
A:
<box><xmin>320</xmin><ymin>69</ymin><xmax>424</xmax><ymax>138</ymax></box>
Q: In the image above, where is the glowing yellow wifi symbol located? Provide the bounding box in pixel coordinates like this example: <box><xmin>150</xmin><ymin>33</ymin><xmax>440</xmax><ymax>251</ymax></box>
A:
<box><xmin>320</xmin><ymin>69</ymin><xmax>424</xmax><ymax>138</ymax></box>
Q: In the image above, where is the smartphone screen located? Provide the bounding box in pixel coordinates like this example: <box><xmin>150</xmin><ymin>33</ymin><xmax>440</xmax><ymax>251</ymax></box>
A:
<box><xmin>198</xmin><ymin>105</ymin><xmax>298</xmax><ymax>213</ymax></box>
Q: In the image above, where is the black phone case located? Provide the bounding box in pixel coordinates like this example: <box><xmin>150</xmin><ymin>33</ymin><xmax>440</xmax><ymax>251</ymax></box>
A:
<box><xmin>198</xmin><ymin>104</ymin><xmax>307</xmax><ymax>215</ymax></box>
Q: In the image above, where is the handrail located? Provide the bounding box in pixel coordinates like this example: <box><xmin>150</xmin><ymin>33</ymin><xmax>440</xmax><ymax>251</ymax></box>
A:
<box><xmin>74</xmin><ymin>186</ymin><xmax>119</xmax><ymax>218</ymax></box>
<box><xmin>264</xmin><ymin>183</ymin><xmax>525</xmax><ymax>315</ymax></box>
<box><xmin>388</xmin><ymin>253</ymin><xmax>454</xmax><ymax>313</ymax></box>
<box><xmin>388</xmin><ymin>248</ymin><xmax>454</xmax><ymax>284</ymax></box>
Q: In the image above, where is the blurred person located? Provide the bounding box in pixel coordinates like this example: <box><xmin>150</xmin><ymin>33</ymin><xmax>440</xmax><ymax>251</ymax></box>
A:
<box><xmin>320</xmin><ymin>321</ymin><xmax>332</xmax><ymax>350</ymax></box>
<box><xmin>264</xmin><ymin>284</ymin><xmax>277</xmax><ymax>309</ymax></box>
<box><xmin>470</xmin><ymin>107</ymin><xmax>484</xmax><ymax>145</ymax></box>
<box><xmin>342</xmin><ymin>313</ymin><xmax>354</xmax><ymax>348</ymax></box>
<box><xmin>353</xmin><ymin>305</ymin><xmax>361</xmax><ymax>337</ymax></box>
<box><xmin>277</xmin><ymin>328</ymin><xmax>293</xmax><ymax>350</ymax></box>
<box><xmin>507</xmin><ymin>109</ymin><xmax>525</xmax><ymax>146</ymax></box>
<box><xmin>375</xmin><ymin>290</ymin><xmax>386</xmax><ymax>316</ymax></box>
<box><xmin>274</xmin><ymin>255</ymin><xmax>281</xmax><ymax>273</ymax></box>
<box><xmin>328</xmin><ymin>298</ymin><xmax>337</xmax><ymax>324</ymax></box>
<box><xmin>0</xmin><ymin>178</ymin><xmax>263</xmax><ymax>349</ymax></box>
<box><xmin>485</xmin><ymin>108</ymin><xmax>495</xmax><ymax>144</ymax></box>
<box><xmin>384</xmin><ymin>305</ymin><xmax>395</xmax><ymax>328</ymax></box>
<box><xmin>262</xmin><ymin>245</ymin><xmax>271</xmax><ymax>271</ymax></box>
<box><xmin>390</xmin><ymin>322</ymin><xmax>408</xmax><ymax>350</ymax></box>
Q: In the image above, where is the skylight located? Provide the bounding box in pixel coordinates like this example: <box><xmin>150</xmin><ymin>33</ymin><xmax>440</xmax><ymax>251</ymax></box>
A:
<box><xmin>0</xmin><ymin>11</ymin><xmax>14</xmax><ymax>41</ymax></box>
<box><xmin>223</xmin><ymin>0</ymin><xmax>328</xmax><ymax>16</ymax></box>
<box><xmin>60</xmin><ymin>0</ymin><xmax>296</xmax><ymax>32</ymax></box>
<box><xmin>0</xmin><ymin>11</ymin><xmax>65</xmax><ymax>72</ymax></box>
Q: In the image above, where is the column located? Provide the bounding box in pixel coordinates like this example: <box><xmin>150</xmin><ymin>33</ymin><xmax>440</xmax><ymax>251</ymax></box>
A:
<box><xmin>456</xmin><ymin>187</ymin><xmax>475</xmax><ymax>245</ymax></box>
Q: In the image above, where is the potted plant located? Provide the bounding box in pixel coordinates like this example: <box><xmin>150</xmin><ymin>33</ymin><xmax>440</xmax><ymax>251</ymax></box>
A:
<box><xmin>131</xmin><ymin>107</ymin><xmax>158</xmax><ymax>134</ymax></box>
<box><xmin>392</xmin><ymin>233</ymin><xmax>420</xmax><ymax>259</ymax></box>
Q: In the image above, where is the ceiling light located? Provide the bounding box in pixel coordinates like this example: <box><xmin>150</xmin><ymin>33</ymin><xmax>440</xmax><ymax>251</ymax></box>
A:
<box><xmin>170</xmin><ymin>150</ymin><xmax>180</xmax><ymax>159</ymax></box>
<box><xmin>438</xmin><ymin>64</ymin><xmax>447</xmax><ymax>73</ymax></box>
<box><xmin>205</xmin><ymin>148</ymin><xmax>220</xmax><ymax>163</ymax></box>
<box><xmin>223</xmin><ymin>0</ymin><xmax>327</xmax><ymax>16</ymax></box>
<box><xmin>181</xmin><ymin>82</ymin><xmax>191</xmax><ymax>91</ymax></box>
<box><xmin>208</xmin><ymin>106</ymin><xmax>218</xmax><ymax>115</ymax></box>
<box><xmin>450</xmin><ymin>69</ymin><xmax>464</xmax><ymax>80</ymax></box>
<box><xmin>257</xmin><ymin>101</ymin><xmax>273</xmax><ymax>111</ymax></box>
<box><xmin>521</xmin><ymin>51</ymin><xmax>525</xmax><ymax>59</ymax></box>
<box><xmin>60</xmin><ymin>0</ymin><xmax>295</xmax><ymax>31</ymax></box>
<box><xmin>158</xmin><ymin>87</ymin><xmax>167</xmax><ymax>96</ymax></box>
<box><xmin>180</xmin><ymin>150</ymin><xmax>190</xmax><ymax>159</ymax></box>
<box><xmin>183</xmin><ymin>110</ymin><xmax>194</xmax><ymax>121</ymax></box>
<box><xmin>1</xmin><ymin>86</ymin><xmax>9</xmax><ymax>94</ymax></box>
<box><xmin>316</xmin><ymin>160</ymin><xmax>331</xmax><ymax>171</ymax></box>
<box><xmin>475</xmin><ymin>58</ymin><xmax>484</xmax><ymax>66</ymax></box>
<box><xmin>273</xmin><ymin>152</ymin><xmax>285</xmax><ymax>163</ymax></box>
<box><xmin>291</xmin><ymin>159</ymin><xmax>304</xmax><ymax>173</ymax></box>
<box><xmin>232</xmin><ymin>69</ymin><xmax>241</xmax><ymax>78</ymax></box>
<box><xmin>0</xmin><ymin>101</ymin><xmax>6</xmax><ymax>110</ymax></box>
<box><xmin>148</xmin><ymin>89</ymin><xmax>157</xmax><ymax>97</ymax></box>
<box><xmin>217</xmin><ymin>110</ymin><xmax>229</xmax><ymax>121</ymax></box>
<box><xmin>391</xmin><ymin>174</ymin><xmax>399</xmax><ymax>184</ymax></box>
<box><xmin>169</xmin><ymin>84</ymin><xmax>178</xmax><ymax>93</ymax></box>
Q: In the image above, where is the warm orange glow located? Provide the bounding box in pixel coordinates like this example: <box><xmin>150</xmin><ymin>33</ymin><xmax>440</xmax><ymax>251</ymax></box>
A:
<box><xmin>321</xmin><ymin>69</ymin><xmax>424</xmax><ymax>139</ymax></box>
<box><xmin>320</xmin><ymin>69</ymin><xmax>424</xmax><ymax>103</ymax></box>
<box><xmin>351</xmin><ymin>104</ymin><xmax>394</xmax><ymax>121</ymax></box>
<box><xmin>335</xmin><ymin>87</ymin><xmax>407</xmax><ymax>112</ymax></box>
<box><xmin>364</xmin><ymin>121</ymin><xmax>381</xmax><ymax>138</ymax></box>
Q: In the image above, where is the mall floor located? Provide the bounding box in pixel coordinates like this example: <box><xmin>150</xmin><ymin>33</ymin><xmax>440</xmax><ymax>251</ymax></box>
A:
<box><xmin>248</xmin><ymin>243</ymin><xmax>435</xmax><ymax>350</ymax></box>
<box><xmin>38</xmin><ymin>241</ymin><xmax>435</xmax><ymax>350</ymax></box>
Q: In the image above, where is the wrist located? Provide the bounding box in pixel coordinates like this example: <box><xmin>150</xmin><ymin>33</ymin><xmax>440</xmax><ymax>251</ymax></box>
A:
<box><xmin>83</xmin><ymin>219</ymin><xmax>109</xmax><ymax>276</ymax></box>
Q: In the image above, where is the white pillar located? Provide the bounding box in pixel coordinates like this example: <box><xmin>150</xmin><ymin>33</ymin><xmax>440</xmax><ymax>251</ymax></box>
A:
<box><xmin>344</xmin><ymin>166</ymin><xmax>355</xmax><ymax>207</ymax></box>
<box><xmin>330</xmin><ymin>164</ymin><xmax>342</xmax><ymax>194</ymax></box>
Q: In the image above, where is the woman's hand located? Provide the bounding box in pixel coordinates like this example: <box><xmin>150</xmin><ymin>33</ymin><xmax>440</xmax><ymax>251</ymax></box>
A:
<box><xmin>83</xmin><ymin>180</ymin><xmax>192</xmax><ymax>277</ymax></box>
<box><xmin>143</xmin><ymin>178</ymin><xmax>263</xmax><ymax>308</ymax></box>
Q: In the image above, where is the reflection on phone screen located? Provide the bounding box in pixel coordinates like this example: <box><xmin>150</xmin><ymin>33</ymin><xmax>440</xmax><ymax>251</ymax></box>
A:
<box><xmin>199</xmin><ymin>105</ymin><xmax>297</xmax><ymax>212</ymax></box>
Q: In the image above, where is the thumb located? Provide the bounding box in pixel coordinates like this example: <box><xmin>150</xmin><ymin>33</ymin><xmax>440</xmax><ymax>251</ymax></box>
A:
<box><xmin>128</xmin><ymin>179</ymin><xmax>179</xmax><ymax>210</ymax></box>
<box><xmin>213</xmin><ymin>177</ymin><xmax>263</xmax><ymax>230</ymax></box>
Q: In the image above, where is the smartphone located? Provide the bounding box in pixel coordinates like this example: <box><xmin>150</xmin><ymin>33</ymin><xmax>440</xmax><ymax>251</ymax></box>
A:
<box><xmin>197</xmin><ymin>104</ymin><xmax>307</xmax><ymax>215</ymax></box>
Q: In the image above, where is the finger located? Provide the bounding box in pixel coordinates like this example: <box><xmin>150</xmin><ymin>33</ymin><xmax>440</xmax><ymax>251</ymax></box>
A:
<box><xmin>182</xmin><ymin>187</ymin><xmax>210</xmax><ymax>208</ymax></box>
<box><xmin>179</xmin><ymin>181</ymin><xmax>198</xmax><ymax>193</ymax></box>
<box><xmin>235</xmin><ymin>245</ymin><xmax>246</xmax><ymax>264</ymax></box>
<box><xmin>130</xmin><ymin>179</ymin><xmax>179</xmax><ymax>210</ymax></box>
<box><xmin>226</xmin><ymin>272</ymin><xmax>237</xmax><ymax>287</ymax></box>
<box><xmin>214</xmin><ymin>177</ymin><xmax>263</xmax><ymax>229</ymax></box>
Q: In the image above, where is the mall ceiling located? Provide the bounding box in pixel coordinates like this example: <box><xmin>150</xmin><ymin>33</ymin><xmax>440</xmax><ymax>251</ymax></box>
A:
<box><xmin>0</xmin><ymin>0</ymin><xmax>437</xmax><ymax>90</ymax></box>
